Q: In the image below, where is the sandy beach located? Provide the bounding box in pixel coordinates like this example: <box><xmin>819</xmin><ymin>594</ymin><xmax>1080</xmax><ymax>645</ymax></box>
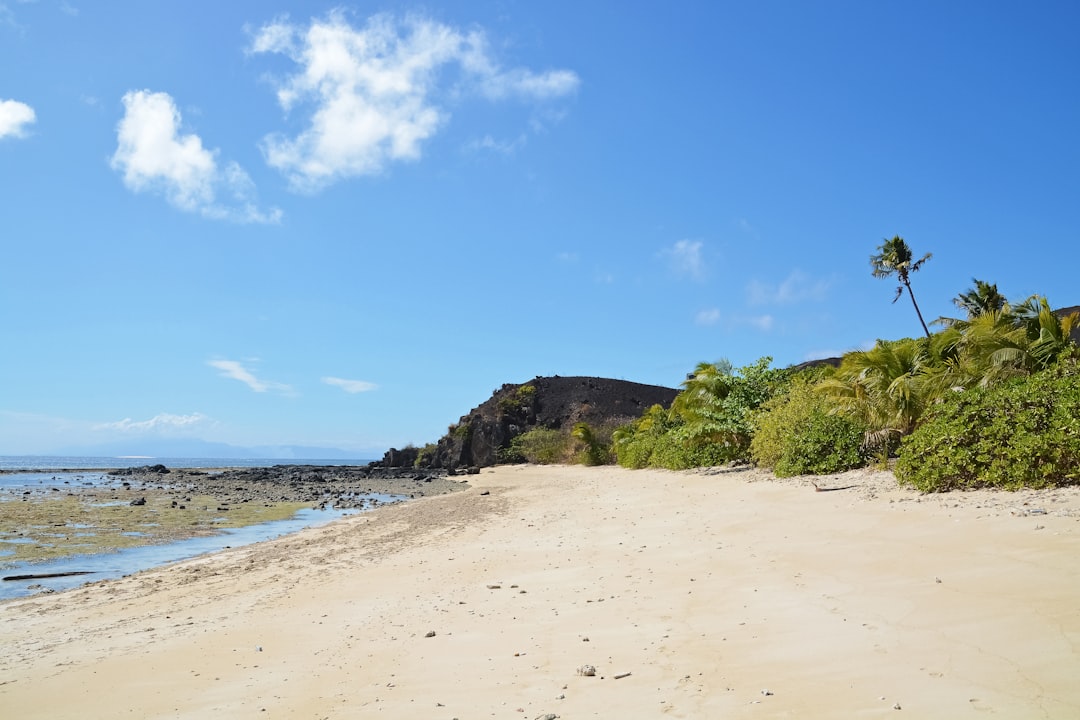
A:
<box><xmin>1</xmin><ymin>464</ymin><xmax>1078</xmax><ymax>718</ymax></box>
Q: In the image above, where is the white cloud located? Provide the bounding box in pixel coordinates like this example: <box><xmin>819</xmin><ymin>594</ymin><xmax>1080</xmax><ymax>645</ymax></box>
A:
<box><xmin>110</xmin><ymin>90</ymin><xmax>282</xmax><ymax>223</ymax></box>
<box><xmin>248</xmin><ymin>10</ymin><xmax>579</xmax><ymax>192</ymax></box>
<box><xmin>663</xmin><ymin>239</ymin><xmax>706</xmax><ymax>281</ymax></box>
<box><xmin>695</xmin><ymin>308</ymin><xmax>722</xmax><ymax>326</ymax></box>
<box><xmin>747</xmin><ymin>270</ymin><xmax>830</xmax><ymax>306</ymax></box>
<box><xmin>95</xmin><ymin>412</ymin><xmax>210</xmax><ymax>433</ymax></box>
<box><xmin>0</xmin><ymin>98</ymin><xmax>36</xmax><ymax>139</ymax></box>
<box><xmin>464</xmin><ymin>133</ymin><xmax>526</xmax><ymax>156</ymax></box>
<box><xmin>208</xmin><ymin>359</ymin><xmax>293</xmax><ymax>394</ymax></box>
<box><xmin>695</xmin><ymin>308</ymin><xmax>773</xmax><ymax>332</ymax></box>
<box><xmin>322</xmin><ymin>376</ymin><xmax>378</xmax><ymax>394</ymax></box>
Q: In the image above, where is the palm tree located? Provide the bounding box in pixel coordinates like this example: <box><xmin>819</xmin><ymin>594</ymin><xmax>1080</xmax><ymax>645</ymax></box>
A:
<box><xmin>936</xmin><ymin>278</ymin><xmax>1006</xmax><ymax>327</ymax></box>
<box><xmin>924</xmin><ymin>297</ymin><xmax>1078</xmax><ymax>392</ymax></box>
<box><xmin>954</xmin><ymin>278</ymin><xmax>1006</xmax><ymax>319</ymax></box>
<box><xmin>818</xmin><ymin>338</ymin><xmax>932</xmax><ymax>449</ymax></box>
<box><xmin>870</xmin><ymin>236</ymin><xmax>933</xmax><ymax>337</ymax></box>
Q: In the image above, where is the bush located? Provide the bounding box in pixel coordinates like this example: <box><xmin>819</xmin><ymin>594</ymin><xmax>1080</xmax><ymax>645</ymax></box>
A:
<box><xmin>895</xmin><ymin>360</ymin><xmax>1080</xmax><ymax>491</ymax></box>
<box><xmin>571</xmin><ymin>422</ymin><xmax>612</xmax><ymax>466</ymax></box>
<box><xmin>498</xmin><ymin>384</ymin><xmax>536</xmax><ymax>415</ymax></box>
<box><xmin>508</xmin><ymin>428</ymin><xmax>571</xmax><ymax>464</ymax></box>
<box><xmin>750</xmin><ymin>380</ymin><xmax>867</xmax><ymax>477</ymax></box>
<box><xmin>613</xmin><ymin>405</ymin><xmax>673</xmax><ymax>469</ymax></box>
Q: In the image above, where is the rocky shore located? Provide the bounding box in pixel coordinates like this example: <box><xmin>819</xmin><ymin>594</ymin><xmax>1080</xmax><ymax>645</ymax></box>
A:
<box><xmin>106</xmin><ymin>463</ymin><xmax>467</xmax><ymax>510</ymax></box>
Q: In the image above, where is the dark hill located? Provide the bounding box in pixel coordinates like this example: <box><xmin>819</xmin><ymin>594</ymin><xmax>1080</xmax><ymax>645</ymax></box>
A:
<box><xmin>380</xmin><ymin>376</ymin><xmax>678</xmax><ymax>471</ymax></box>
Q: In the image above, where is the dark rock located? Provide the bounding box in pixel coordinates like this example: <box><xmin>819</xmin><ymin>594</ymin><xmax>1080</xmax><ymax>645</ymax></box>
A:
<box><xmin>130</xmin><ymin>497</ymin><xmax>147</xmax><ymax>506</ymax></box>
<box><xmin>110</xmin><ymin>464</ymin><xmax>170</xmax><ymax>476</ymax></box>
<box><xmin>423</xmin><ymin>376</ymin><xmax>679</xmax><ymax>470</ymax></box>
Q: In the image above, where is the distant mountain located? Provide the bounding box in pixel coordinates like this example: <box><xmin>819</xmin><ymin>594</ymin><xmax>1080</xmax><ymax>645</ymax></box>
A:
<box><xmin>51</xmin><ymin>438</ymin><xmax>371</xmax><ymax>461</ymax></box>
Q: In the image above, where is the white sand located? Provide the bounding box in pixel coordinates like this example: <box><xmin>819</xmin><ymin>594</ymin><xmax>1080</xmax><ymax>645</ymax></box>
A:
<box><xmin>2</xmin><ymin>464</ymin><xmax>1079</xmax><ymax>718</ymax></box>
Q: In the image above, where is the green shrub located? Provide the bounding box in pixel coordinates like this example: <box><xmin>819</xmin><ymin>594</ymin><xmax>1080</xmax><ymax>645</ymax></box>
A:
<box><xmin>668</xmin><ymin>357</ymin><xmax>791</xmax><ymax>466</ymax></box>
<box><xmin>508</xmin><ymin>428</ymin><xmax>571</xmax><ymax>464</ymax></box>
<box><xmin>895</xmin><ymin>360</ymin><xmax>1080</xmax><ymax>491</ymax></box>
<box><xmin>571</xmin><ymin>422</ymin><xmax>612</xmax><ymax>466</ymax></box>
<box><xmin>613</xmin><ymin>405</ymin><xmax>674</xmax><ymax>469</ymax></box>
<box><xmin>413</xmin><ymin>443</ymin><xmax>438</xmax><ymax>468</ymax></box>
<box><xmin>750</xmin><ymin>380</ymin><xmax>867</xmax><ymax>477</ymax></box>
<box><xmin>498</xmin><ymin>384</ymin><xmax>537</xmax><ymax>415</ymax></box>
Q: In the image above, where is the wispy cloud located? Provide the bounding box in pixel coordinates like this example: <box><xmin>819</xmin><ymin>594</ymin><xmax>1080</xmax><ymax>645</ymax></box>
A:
<box><xmin>208</xmin><ymin>359</ymin><xmax>293</xmax><ymax>394</ymax></box>
<box><xmin>247</xmin><ymin>10</ymin><xmax>579</xmax><ymax>192</ymax></box>
<box><xmin>695</xmin><ymin>308</ymin><xmax>722</xmax><ymax>326</ymax></box>
<box><xmin>747</xmin><ymin>270</ymin><xmax>830</xmax><ymax>306</ymax></box>
<box><xmin>322</xmin><ymin>376</ymin><xmax>378</xmax><ymax>394</ymax></box>
<box><xmin>662</xmin><ymin>239</ymin><xmax>706</xmax><ymax>281</ymax></box>
<box><xmin>0</xmin><ymin>98</ymin><xmax>35</xmax><ymax>139</ymax></box>
<box><xmin>110</xmin><ymin>90</ymin><xmax>282</xmax><ymax>223</ymax></box>
<box><xmin>695</xmin><ymin>307</ymin><xmax>774</xmax><ymax>332</ymax></box>
<box><xmin>95</xmin><ymin>412</ymin><xmax>210</xmax><ymax>433</ymax></box>
<box><xmin>463</xmin><ymin>133</ymin><xmax>527</xmax><ymax>156</ymax></box>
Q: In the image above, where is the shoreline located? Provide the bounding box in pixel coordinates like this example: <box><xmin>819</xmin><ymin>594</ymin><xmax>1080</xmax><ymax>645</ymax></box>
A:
<box><xmin>2</xmin><ymin>464</ymin><xmax>1078</xmax><ymax>718</ymax></box>
<box><xmin>1</xmin><ymin>465</ymin><xmax>467</xmax><ymax>570</ymax></box>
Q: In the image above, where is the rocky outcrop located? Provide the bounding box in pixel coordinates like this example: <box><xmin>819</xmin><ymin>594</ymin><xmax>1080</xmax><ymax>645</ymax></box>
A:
<box><xmin>412</xmin><ymin>376</ymin><xmax>678</xmax><ymax>471</ymax></box>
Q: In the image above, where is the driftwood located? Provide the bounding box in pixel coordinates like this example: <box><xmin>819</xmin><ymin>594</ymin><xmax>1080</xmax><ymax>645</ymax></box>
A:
<box><xmin>2</xmin><ymin>571</ymin><xmax>94</xmax><ymax>582</ymax></box>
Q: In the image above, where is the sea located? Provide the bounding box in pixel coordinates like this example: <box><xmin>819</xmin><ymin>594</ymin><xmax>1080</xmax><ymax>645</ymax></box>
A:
<box><xmin>0</xmin><ymin>456</ymin><xmax>375</xmax><ymax>472</ymax></box>
<box><xmin>0</xmin><ymin>455</ymin><xmax>384</xmax><ymax>600</ymax></box>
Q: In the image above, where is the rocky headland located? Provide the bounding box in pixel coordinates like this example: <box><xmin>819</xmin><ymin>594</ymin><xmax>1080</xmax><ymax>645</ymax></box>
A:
<box><xmin>375</xmin><ymin>375</ymin><xmax>680</xmax><ymax>471</ymax></box>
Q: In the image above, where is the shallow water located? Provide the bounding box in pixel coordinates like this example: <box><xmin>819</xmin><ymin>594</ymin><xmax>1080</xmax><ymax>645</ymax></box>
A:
<box><xmin>0</xmin><ymin>498</ymin><xmax>400</xmax><ymax>601</ymax></box>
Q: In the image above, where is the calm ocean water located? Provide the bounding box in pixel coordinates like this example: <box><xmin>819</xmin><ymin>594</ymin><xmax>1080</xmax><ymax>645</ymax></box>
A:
<box><xmin>0</xmin><ymin>456</ymin><xmax>374</xmax><ymax>472</ymax></box>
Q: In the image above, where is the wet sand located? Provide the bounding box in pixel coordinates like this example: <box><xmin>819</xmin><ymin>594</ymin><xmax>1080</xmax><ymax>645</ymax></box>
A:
<box><xmin>1</xmin><ymin>464</ymin><xmax>1078</xmax><ymax>718</ymax></box>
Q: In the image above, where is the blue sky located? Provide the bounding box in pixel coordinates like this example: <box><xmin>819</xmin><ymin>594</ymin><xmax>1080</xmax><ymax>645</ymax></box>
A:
<box><xmin>2</xmin><ymin>1</ymin><xmax>1078</xmax><ymax>457</ymax></box>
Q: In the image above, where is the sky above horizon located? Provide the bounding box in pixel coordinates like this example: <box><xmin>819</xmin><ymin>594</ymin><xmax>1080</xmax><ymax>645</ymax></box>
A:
<box><xmin>2</xmin><ymin>1</ymin><xmax>1078</xmax><ymax>457</ymax></box>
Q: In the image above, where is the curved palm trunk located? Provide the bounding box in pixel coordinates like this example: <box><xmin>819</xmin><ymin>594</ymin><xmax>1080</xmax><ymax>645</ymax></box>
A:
<box><xmin>904</xmin><ymin>279</ymin><xmax>931</xmax><ymax>338</ymax></box>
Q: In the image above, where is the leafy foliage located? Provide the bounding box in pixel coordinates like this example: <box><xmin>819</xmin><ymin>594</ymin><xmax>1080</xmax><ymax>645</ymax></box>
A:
<box><xmin>571</xmin><ymin>422</ymin><xmax>611</xmax><ymax>466</ymax></box>
<box><xmin>612</xmin><ymin>404</ymin><xmax>676</xmax><ymax>469</ymax></box>
<box><xmin>936</xmin><ymin>278</ymin><xmax>1007</xmax><ymax>327</ymax></box>
<box><xmin>613</xmin><ymin>358</ymin><xmax>789</xmax><ymax>469</ymax></box>
<box><xmin>507</xmin><ymin>428</ymin><xmax>571</xmax><ymax>464</ymax></box>
<box><xmin>895</xmin><ymin>360</ymin><xmax>1080</xmax><ymax>491</ymax></box>
<box><xmin>750</xmin><ymin>379</ymin><xmax>868</xmax><ymax>477</ymax></box>
<box><xmin>497</xmin><ymin>384</ymin><xmax>536</xmax><ymax>415</ymax></box>
<box><xmin>413</xmin><ymin>442</ymin><xmax>438</xmax><ymax>468</ymax></box>
<box><xmin>818</xmin><ymin>338</ymin><xmax>932</xmax><ymax>443</ymax></box>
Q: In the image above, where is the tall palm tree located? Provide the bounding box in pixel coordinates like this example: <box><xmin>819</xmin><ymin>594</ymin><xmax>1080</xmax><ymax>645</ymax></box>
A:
<box><xmin>870</xmin><ymin>235</ymin><xmax>933</xmax><ymax>337</ymax></box>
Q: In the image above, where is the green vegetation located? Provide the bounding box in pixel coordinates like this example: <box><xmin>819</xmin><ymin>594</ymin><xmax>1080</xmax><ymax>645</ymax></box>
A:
<box><xmin>498</xmin><ymin>384</ymin><xmax>537</xmax><ymax>415</ymax></box>
<box><xmin>449</xmin><ymin>423</ymin><xmax>472</xmax><ymax>440</ymax></box>
<box><xmin>613</xmin><ymin>358</ymin><xmax>790</xmax><ymax>470</ymax></box>
<box><xmin>474</xmin><ymin>236</ymin><xmax>1077</xmax><ymax>492</ymax></box>
<box><xmin>502</xmin><ymin>421</ymin><xmax>615</xmax><ymax>466</ymax></box>
<box><xmin>895</xmin><ymin>359</ymin><xmax>1080</xmax><ymax>491</ymax></box>
<box><xmin>751</xmin><ymin>376</ymin><xmax>868</xmax><ymax>477</ymax></box>
<box><xmin>598</xmin><ymin>239</ymin><xmax>1078</xmax><ymax>489</ymax></box>
<box><xmin>506</xmin><ymin>427</ymin><xmax>571</xmax><ymax>464</ymax></box>
<box><xmin>571</xmin><ymin>422</ymin><xmax>611</xmax><ymax>466</ymax></box>
<box><xmin>414</xmin><ymin>442</ymin><xmax>438</xmax><ymax>468</ymax></box>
